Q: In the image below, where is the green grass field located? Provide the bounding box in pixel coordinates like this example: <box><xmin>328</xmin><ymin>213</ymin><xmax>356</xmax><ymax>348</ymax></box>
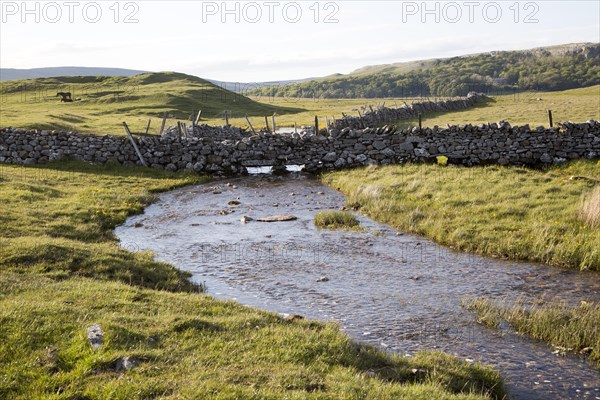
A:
<box><xmin>0</xmin><ymin>161</ymin><xmax>505</xmax><ymax>399</ymax></box>
<box><xmin>0</xmin><ymin>72</ymin><xmax>302</xmax><ymax>135</ymax></box>
<box><xmin>385</xmin><ymin>86</ymin><xmax>600</xmax><ymax>129</ymax></box>
<box><xmin>2</xmin><ymin>72</ymin><xmax>597</xmax><ymax>135</ymax></box>
<box><xmin>248</xmin><ymin>85</ymin><xmax>600</xmax><ymax>131</ymax></box>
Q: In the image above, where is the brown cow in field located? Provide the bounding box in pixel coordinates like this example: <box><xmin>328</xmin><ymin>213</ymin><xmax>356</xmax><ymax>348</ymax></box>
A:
<box><xmin>56</xmin><ymin>92</ymin><xmax>73</xmax><ymax>102</ymax></box>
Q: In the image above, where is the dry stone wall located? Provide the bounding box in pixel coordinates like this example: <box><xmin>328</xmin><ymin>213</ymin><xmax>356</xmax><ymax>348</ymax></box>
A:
<box><xmin>332</xmin><ymin>92</ymin><xmax>486</xmax><ymax>130</ymax></box>
<box><xmin>1</xmin><ymin>120</ymin><xmax>599</xmax><ymax>175</ymax></box>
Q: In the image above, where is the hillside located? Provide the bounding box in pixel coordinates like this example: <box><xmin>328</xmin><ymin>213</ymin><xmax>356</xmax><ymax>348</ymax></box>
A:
<box><xmin>0</xmin><ymin>66</ymin><xmax>149</xmax><ymax>81</ymax></box>
<box><xmin>0</xmin><ymin>67</ymin><xmax>315</xmax><ymax>95</ymax></box>
<box><xmin>0</xmin><ymin>72</ymin><xmax>302</xmax><ymax>134</ymax></box>
<box><xmin>248</xmin><ymin>43</ymin><xmax>600</xmax><ymax>98</ymax></box>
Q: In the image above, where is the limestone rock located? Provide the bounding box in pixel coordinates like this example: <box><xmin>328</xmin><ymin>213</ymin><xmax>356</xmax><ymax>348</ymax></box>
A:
<box><xmin>115</xmin><ymin>356</ymin><xmax>137</xmax><ymax>372</ymax></box>
<box><xmin>86</xmin><ymin>324</ymin><xmax>104</xmax><ymax>350</ymax></box>
<box><xmin>256</xmin><ymin>215</ymin><xmax>298</xmax><ymax>222</ymax></box>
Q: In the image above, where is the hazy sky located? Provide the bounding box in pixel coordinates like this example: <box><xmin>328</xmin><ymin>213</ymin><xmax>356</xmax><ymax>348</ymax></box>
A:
<box><xmin>1</xmin><ymin>0</ymin><xmax>599</xmax><ymax>81</ymax></box>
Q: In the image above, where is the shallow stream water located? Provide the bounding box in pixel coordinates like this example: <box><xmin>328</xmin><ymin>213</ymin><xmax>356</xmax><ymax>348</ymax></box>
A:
<box><xmin>115</xmin><ymin>174</ymin><xmax>600</xmax><ymax>400</ymax></box>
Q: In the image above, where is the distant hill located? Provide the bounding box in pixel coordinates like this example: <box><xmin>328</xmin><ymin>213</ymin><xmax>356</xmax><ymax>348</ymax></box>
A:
<box><xmin>0</xmin><ymin>67</ymin><xmax>148</xmax><ymax>81</ymax></box>
<box><xmin>248</xmin><ymin>42</ymin><xmax>600</xmax><ymax>98</ymax></box>
<box><xmin>206</xmin><ymin>78</ymin><xmax>315</xmax><ymax>93</ymax></box>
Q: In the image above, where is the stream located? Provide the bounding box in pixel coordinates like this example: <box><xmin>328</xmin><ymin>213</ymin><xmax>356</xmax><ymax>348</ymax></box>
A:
<box><xmin>115</xmin><ymin>174</ymin><xmax>600</xmax><ymax>400</ymax></box>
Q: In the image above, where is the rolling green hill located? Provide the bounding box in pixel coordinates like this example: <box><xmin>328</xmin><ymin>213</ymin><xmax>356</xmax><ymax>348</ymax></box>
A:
<box><xmin>0</xmin><ymin>72</ymin><xmax>302</xmax><ymax>134</ymax></box>
<box><xmin>248</xmin><ymin>43</ymin><xmax>600</xmax><ymax>98</ymax></box>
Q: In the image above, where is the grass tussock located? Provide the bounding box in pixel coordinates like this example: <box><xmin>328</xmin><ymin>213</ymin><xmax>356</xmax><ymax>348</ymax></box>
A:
<box><xmin>579</xmin><ymin>185</ymin><xmax>600</xmax><ymax>228</ymax></box>
<box><xmin>463</xmin><ymin>297</ymin><xmax>600</xmax><ymax>369</ymax></box>
<box><xmin>0</xmin><ymin>161</ymin><xmax>505</xmax><ymax>399</ymax></box>
<box><xmin>314</xmin><ymin>210</ymin><xmax>360</xmax><ymax>230</ymax></box>
<box><xmin>323</xmin><ymin>160</ymin><xmax>600</xmax><ymax>270</ymax></box>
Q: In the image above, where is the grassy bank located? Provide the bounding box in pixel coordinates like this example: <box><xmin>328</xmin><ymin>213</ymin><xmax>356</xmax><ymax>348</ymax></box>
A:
<box><xmin>0</xmin><ymin>162</ymin><xmax>504</xmax><ymax>399</ymax></box>
<box><xmin>323</xmin><ymin>160</ymin><xmax>600</xmax><ymax>270</ymax></box>
<box><xmin>0</xmin><ymin>161</ymin><xmax>204</xmax><ymax>291</ymax></box>
<box><xmin>463</xmin><ymin>297</ymin><xmax>599</xmax><ymax>369</ymax></box>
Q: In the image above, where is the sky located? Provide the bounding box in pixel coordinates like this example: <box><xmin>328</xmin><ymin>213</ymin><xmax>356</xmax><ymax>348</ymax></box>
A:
<box><xmin>1</xmin><ymin>0</ymin><xmax>599</xmax><ymax>82</ymax></box>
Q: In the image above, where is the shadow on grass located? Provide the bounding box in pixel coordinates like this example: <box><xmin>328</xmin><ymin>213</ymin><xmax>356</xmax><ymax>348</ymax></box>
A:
<box><xmin>337</xmin><ymin>341</ymin><xmax>505</xmax><ymax>399</ymax></box>
<box><xmin>0</xmin><ymin>159</ymin><xmax>207</xmax><ymax>182</ymax></box>
<box><xmin>49</xmin><ymin>114</ymin><xmax>88</xmax><ymax>124</ymax></box>
<box><xmin>0</xmin><ymin>238</ymin><xmax>199</xmax><ymax>293</ymax></box>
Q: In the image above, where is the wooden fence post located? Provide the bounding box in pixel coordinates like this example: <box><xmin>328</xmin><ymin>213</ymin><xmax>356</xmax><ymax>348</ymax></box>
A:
<box><xmin>272</xmin><ymin>114</ymin><xmax>277</xmax><ymax>133</ymax></box>
<box><xmin>244</xmin><ymin>114</ymin><xmax>257</xmax><ymax>135</ymax></box>
<box><xmin>418</xmin><ymin>113</ymin><xmax>422</xmax><ymax>132</ymax></box>
<box><xmin>159</xmin><ymin>112</ymin><xmax>167</xmax><ymax>135</ymax></box>
<box><xmin>191</xmin><ymin>110</ymin><xmax>196</xmax><ymax>133</ymax></box>
<box><xmin>265</xmin><ymin>116</ymin><xmax>270</xmax><ymax>132</ymax></box>
<box><xmin>145</xmin><ymin>119</ymin><xmax>151</xmax><ymax>135</ymax></box>
<box><xmin>195</xmin><ymin>110</ymin><xmax>202</xmax><ymax>124</ymax></box>
<box><xmin>224</xmin><ymin>110</ymin><xmax>230</xmax><ymax>127</ymax></box>
<box><xmin>122</xmin><ymin>122</ymin><xmax>147</xmax><ymax>167</ymax></box>
<box><xmin>548</xmin><ymin>110</ymin><xmax>553</xmax><ymax>128</ymax></box>
<box><xmin>314</xmin><ymin>115</ymin><xmax>319</xmax><ymax>135</ymax></box>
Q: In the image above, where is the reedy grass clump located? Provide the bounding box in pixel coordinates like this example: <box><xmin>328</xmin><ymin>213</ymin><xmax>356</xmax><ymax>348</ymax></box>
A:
<box><xmin>323</xmin><ymin>160</ymin><xmax>600</xmax><ymax>270</ymax></box>
<box><xmin>579</xmin><ymin>185</ymin><xmax>600</xmax><ymax>228</ymax></box>
<box><xmin>0</xmin><ymin>161</ymin><xmax>505</xmax><ymax>399</ymax></box>
<box><xmin>314</xmin><ymin>210</ymin><xmax>360</xmax><ymax>230</ymax></box>
<box><xmin>463</xmin><ymin>297</ymin><xmax>600</xmax><ymax>369</ymax></box>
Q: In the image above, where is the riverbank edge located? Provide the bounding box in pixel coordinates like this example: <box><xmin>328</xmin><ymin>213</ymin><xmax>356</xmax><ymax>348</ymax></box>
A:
<box><xmin>321</xmin><ymin>160</ymin><xmax>600</xmax><ymax>271</ymax></box>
